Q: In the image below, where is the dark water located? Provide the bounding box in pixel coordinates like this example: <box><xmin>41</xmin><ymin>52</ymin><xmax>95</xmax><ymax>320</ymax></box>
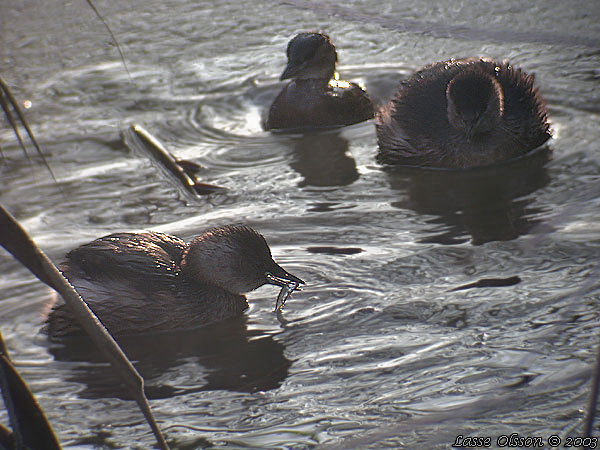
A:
<box><xmin>1</xmin><ymin>0</ymin><xmax>599</xmax><ymax>448</ymax></box>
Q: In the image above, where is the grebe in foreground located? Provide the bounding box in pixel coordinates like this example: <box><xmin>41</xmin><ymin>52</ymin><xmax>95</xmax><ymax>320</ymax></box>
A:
<box><xmin>376</xmin><ymin>58</ymin><xmax>551</xmax><ymax>169</ymax></box>
<box><xmin>46</xmin><ymin>225</ymin><xmax>303</xmax><ymax>337</ymax></box>
<box><xmin>265</xmin><ymin>32</ymin><xmax>374</xmax><ymax>131</ymax></box>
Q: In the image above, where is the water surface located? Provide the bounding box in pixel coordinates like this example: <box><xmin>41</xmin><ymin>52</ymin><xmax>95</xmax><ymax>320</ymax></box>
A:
<box><xmin>1</xmin><ymin>0</ymin><xmax>599</xmax><ymax>448</ymax></box>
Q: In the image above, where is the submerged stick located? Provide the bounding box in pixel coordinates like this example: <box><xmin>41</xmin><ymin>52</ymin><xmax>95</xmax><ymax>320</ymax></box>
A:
<box><xmin>449</xmin><ymin>276</ymin><xmax>522</xmax><ymax>292</ymax></box>
<box><xmin>0</xmin><ymin>205</ymin><xmax>170</xmax><ymax>450</ymax></box>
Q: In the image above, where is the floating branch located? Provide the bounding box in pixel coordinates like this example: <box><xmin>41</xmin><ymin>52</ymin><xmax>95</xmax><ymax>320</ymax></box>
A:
<box><xmin>128</xmin><ymin>124</ymin><xmax>225</xmax><ymax>197</ymax></box>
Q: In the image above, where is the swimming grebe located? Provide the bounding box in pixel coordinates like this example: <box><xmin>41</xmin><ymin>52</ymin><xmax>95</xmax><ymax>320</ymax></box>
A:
<box><xmin>46</xmin><ymin>225</ymin><xmax>303</xmax><ymax>337</ymax></box>
<box><xmin>376</xmin><ymin>58</ymin><xmax>551</xmax><ymax>169</ymax></box>
<box><xmin>265</xmin><ymin>32</ymin><xmax>374</xmax><ymax>131</ymax></box>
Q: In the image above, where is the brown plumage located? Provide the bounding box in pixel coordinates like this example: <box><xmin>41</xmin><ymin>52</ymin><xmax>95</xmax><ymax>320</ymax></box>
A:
<box><xmin>265</xmin><ymin>32</ymin><xmax>374</xmax><ymax>131</ymax></box>
<box><xmin>376</xmin><ymin>58</ymin><xmax>551</xmax><ymax>169</ymax></box>
<box><xmin>46</xmin><ymin>226</ymin><xmax>303</xmax><ymax>337</ymax></box>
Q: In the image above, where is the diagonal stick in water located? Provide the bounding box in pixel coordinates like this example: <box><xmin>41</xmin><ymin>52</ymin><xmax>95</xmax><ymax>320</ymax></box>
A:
<box><xmin>0</xmin><ymin>205</ymin><xmax>170</xmax><ymax>450</ymax></box>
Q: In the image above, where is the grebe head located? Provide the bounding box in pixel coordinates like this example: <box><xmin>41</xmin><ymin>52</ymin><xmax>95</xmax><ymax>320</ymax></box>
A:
<box><xmin>446</xmin><ymin>67</ymin><xmax>504</xmax><ymax>140</ymax></box>
<box><xmin>280</xmin><ymin>32</ymin><xmax>337</xmax><ymax>81</ymax></box>
<box><xmin>181</xmin><ymin>225</ymin><xmax>303</xmax><ymax>295</ymax></box>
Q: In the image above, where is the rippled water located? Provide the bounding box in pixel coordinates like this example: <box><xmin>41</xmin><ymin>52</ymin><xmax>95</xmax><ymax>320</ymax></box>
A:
<box><xmin>1</xmin><ymin>0</ymin><xmax>599</xmax><ymax>448</ymax></box>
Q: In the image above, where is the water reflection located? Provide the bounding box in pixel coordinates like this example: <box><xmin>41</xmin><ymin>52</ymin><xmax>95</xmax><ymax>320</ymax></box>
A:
<box><xmin>383</xmin><ymin>148</ymin><xmax>552</xmax><ymax>245</ymax></box>
<box><xmin>285</xmin><ymin>131</ymin><xmax>359</xmax><ymax>187</ymax></box>
<box><xmin>48</xmin><ymin>317</ymin><xmax>290</xmax><ymax>399</ymax></box>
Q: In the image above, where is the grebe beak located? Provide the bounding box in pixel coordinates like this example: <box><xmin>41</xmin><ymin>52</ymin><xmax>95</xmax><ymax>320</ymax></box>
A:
<box><xmin>265</xmin><ymin>263</ymin><xmax>305</xmax><ymax>287</ymax></box>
